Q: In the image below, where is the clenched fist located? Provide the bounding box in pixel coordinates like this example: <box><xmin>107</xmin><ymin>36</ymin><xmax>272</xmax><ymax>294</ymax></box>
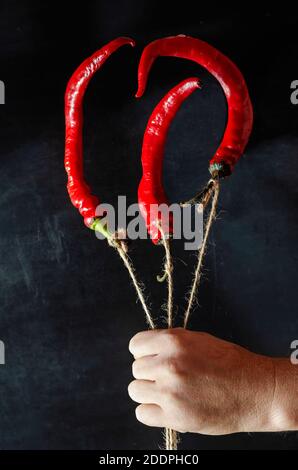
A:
<box><xmin>128</xmin><ymin>328</ymin><xmax>298</xmax><ymax>434</ymax></box>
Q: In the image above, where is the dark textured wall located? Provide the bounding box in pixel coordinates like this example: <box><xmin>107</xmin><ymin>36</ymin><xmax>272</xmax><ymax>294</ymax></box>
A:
<box><xmin>0</xmin><ymin>1</ymin><xmax>298</xmax><ymax>450</ymax></box>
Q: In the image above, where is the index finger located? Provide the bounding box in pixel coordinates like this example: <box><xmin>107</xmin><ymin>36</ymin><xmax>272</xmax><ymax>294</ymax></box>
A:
<box><xmin>129</xmin><ymin>329</ymin><xmax>166</xmax><ymax>358</ymax></box>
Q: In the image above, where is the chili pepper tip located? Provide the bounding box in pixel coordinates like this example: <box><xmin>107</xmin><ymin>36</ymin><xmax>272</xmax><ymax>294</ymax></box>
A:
<box><xmin>126</xmin><ymin>38</ymin><xmax>136</xmax><ymax>47</ymax></box>
<box><xmin>135</xmin><ymin>89</ymin><xmax>143</xmax><ymax>99</ymax></box>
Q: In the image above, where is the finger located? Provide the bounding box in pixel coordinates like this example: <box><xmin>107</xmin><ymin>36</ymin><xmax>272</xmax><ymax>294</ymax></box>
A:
<box><xmin>135</xmin><ymin>404</ymin><xmax>164</xmax><ymax>428</ymax></box>
<box><xmin>129</xmin><ymin>329</ymin><xmax>168</xmax><ymax>358</ymax></box>
<box><xmin>132</xmin><ymin>355</ymin><xmax>158</xmax><ymax>380</ymax></box>
<box><xmin>128</xmin><ymin>379</ymin><xmax>159</xmax><ymax>404</ymax></box>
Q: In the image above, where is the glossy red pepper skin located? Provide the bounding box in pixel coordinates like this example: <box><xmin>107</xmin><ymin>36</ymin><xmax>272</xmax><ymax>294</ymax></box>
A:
<box><xmin>65</xmin><ymin>37</ymin><xmax>135</xmax><ymax>227</ymax></box>
<box><xmin>138</xmin><ymin>77</ymin><xmax>201</xmax><ymax>244</ymax></box>
<box><xmin>136</xmin><ymin>35</ymin><xmax>253</xmax><ymax>176</ymax></box>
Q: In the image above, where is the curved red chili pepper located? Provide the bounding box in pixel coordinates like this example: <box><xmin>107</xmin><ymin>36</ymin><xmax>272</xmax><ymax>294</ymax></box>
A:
<box><xmin>136</xmin><ymin>35</ymin><xmax>253</xmax><ymax>177</ymax></box>
<box><xmin>65</xmin><ymin>37</ymin><xmax>135</xmax><ymax>228</ymax></box>
<box><xmin>138</xmin><ymin>77</ymin><xmax>201</xmax><ymax>244</ymax></box>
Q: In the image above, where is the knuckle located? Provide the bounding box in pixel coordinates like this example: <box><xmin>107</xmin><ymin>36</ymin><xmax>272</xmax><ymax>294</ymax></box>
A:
<box><xmin>127</xmin><ymin>379</ymin><xmax>137</xmax><ymax>398</ymax></box>
<box><xmin>132</xmin><ymin>360</ymin><xmax>140</xmax><ymax>378</ymax></box>
<box><xmin>163</xmin><ymin>387</ymin><xmax>181</xmax><ymax>406</ymax></box>
<box><xmin>135</xmin><ymin>405</ymin><xmax>142</xmax><ymax>421</ymax></box>
<box><xmin>129</xmin><ymin>333</ymin><xmax>141</xmax><ymax>354</ymax></box>
<box><xmin>128</xmin><ymin>339</ymin><xmax>135</xmax><ymax>355</ymax></box>
<box><xmin>135</xmin><ymin>404</ymin><xmax>147</xmax><ymax>423</ymax></box>
<box><xmin>164</xmin><ymin>329</ymin><xmax>185</xmax><ymax>352</ymax></box>
<box><xmin>164</xmin><ymin>356</ymin><xmax>184</xmax><ymax>378</ymax></box>
<box><xmin>197</xmin><ymin>331</ymin><xmax>210</xmax><ymax>340</ymax></box>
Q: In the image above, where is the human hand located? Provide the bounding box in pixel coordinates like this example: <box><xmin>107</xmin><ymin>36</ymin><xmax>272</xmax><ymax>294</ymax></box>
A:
<box><xmin>128</xmin><ymin>328</ymin><xmax>294</xmax><ymax>434</ymax></box>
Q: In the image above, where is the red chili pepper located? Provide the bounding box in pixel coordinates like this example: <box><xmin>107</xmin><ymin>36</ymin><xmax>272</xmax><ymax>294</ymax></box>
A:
<box><xmin>136</xmin><ymin>35</ymin><xmax>253</xmax><ymax>177</ymax></box>
<box><xmin>65</xmin><ymin>37</ymin><xmax>135</xmax><ymax>228</ymax></box>
<box><xmin>138</xmin><ymin>77</ymin><xmax>201</xmax><ymax>244</ymax></box>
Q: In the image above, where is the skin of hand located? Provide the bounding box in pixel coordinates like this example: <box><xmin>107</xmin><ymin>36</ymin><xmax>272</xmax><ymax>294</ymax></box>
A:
<box><xmin>128</xmin><ymin>328</ymin><xmax>298</xmax><ymax>434</ymax></box>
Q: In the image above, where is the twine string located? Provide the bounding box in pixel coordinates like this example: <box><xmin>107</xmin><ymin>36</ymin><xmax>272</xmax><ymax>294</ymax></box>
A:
<box><xmin>108</xmin><ymin>237</ymin><xmax>155</xmax><ymax>330</ymax></box>
<box><xmin>183</xmin><ymin>179</ymin><xmax>220</xmax><ymax>329</ymax></box>
<box><xmin>159</xmin><ymin>223</ymin><xmax>178</xmax><ymax>451</ymax></box>
<box><xmin>165</xmin><ymin>427</ymin><xmax>178</xmax><ymax>451</ymax></box>
<box><xmin>158</xmin><ymin>225</ymin><xmax>174</xmax><ymax>328</ymax></box>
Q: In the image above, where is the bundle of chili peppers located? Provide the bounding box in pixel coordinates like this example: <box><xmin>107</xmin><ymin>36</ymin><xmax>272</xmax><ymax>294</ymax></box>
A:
<box><xmin>64</xmin><ymin>35</ymin><xmax>253</xmax><ymax>451</ymax></box>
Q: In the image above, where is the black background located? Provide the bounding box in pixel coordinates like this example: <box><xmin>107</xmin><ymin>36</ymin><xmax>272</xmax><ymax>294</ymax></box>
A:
<box><xmin>0</xmin><ymin>0</ymin><xmax>298</xmax><ymax>450</ymax></box>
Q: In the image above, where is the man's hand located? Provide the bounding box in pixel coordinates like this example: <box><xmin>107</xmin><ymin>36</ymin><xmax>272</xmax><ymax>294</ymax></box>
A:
<box><xmin>128</xmin><ymin>328</ymin><xmax>298</xmax><ymax>434</ymax></box>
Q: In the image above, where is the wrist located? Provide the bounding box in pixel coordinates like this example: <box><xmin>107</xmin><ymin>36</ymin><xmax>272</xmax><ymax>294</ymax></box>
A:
<box><xmin>268</xmin><ymin>358</ymin><xmax>298</xmax><ymax>431</ymax></box>
<box><xmin>243</xmin><ymin>352</ymin><xmax>277</xmax><ymax>432</ymax></box>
